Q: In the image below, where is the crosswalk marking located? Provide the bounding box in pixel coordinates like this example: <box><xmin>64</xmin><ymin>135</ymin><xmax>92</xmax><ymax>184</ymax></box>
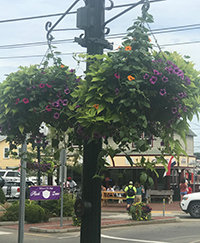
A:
<box><xmin>0</xmin><ymin>231</ymin><xmax>13</xmax><ymax>235</ymax></box>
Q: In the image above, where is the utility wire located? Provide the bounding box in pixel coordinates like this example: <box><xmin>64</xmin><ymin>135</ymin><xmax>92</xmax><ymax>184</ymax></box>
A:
<box><xmin>0</xmin><ymin>52</ymin><xmax>83</xmax><ymax>60</ymax></box>
<box><xmin>0</xmin><ymin>0</ymin><xmax>165</xmax><ymax>23</ymax></box>
<box><xmin>0</xmin><ymin>24</ymin><xmax>200</xmax><ymax>50</ymax></box>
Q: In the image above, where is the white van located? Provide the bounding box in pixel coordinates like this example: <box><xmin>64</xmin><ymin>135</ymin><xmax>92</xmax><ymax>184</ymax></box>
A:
<box><xmin>0</xmin><ymin>170</ymin><xmax>20</xmax><ymax>182</ymax></box>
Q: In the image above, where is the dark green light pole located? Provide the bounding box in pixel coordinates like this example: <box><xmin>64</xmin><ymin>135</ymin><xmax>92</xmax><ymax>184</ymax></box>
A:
<box><xmin>75</xmin><ymin>1</ymin><xmax>113</xmax><ymax>242</ymax></box>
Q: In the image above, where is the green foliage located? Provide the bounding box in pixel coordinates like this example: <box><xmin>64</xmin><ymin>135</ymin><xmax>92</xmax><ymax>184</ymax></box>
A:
<box><xmin>40</xmin><ymin>193</ymin><xmax>75</xmax><ymax>217</ymax></box>
<box><xmin>0</xmin><ymin>11</ymin><xmax>200</xmax><ymax>173</ymax></box>
<box><xmin>128</xmin><ymin>202</ymin><xmax>152</xmax><ymax>221</ymax></box>
<box><xmin>0</xmin><ymin>187</ymin><xmax>6</xmax><ymax>204</ymax></box>
<box><xmin>0</xmin><ymin>201</ymin><xmax>46</xmax><ymax>223</ymax></box>
<box><xmin>25</xmin><ymin>204</ymin><xmax>45</xmax><ymax>223</ymax></box>
<box><xmin>0</xmin><ymin>203</ymin><xmax>19</xmax><ymax>222</ymax></box>
<box><xmin>72</xmin><ymin>210</ymin><xmax>81</xmax><ymax>226</ymax></box>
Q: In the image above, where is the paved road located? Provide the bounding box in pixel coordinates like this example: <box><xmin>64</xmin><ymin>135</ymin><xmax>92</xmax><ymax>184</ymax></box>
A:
<box><xmin>1</xmin><ymin>211</ymin><xmax>199</xmax><ymax>243</ymax></box>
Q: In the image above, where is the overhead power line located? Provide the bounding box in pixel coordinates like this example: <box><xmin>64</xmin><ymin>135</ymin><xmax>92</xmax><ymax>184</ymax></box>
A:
<box><xmin>0</xmin><ymin>23</ymin><xmax>200</xmax><ymax>51</ymax></box>
<box><xmin>0</xmin><ymin>52</ymin><xmax>83</xmax><ymax>60</ymax></box>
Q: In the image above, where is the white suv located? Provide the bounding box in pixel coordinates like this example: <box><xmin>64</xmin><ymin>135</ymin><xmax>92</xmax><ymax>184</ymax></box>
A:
<box><xmin>180</xmin><ymin>192</ymin><xmax>200</xmax><ymax>218</ymax></box>
<box><xmin>0</xmin><ymin>170</ymin><xmax>20</xmax><ymax>182</ymax></box>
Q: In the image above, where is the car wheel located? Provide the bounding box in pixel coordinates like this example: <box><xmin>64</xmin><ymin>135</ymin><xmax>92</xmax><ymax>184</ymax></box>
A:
<box><xmin>189</xmin><ymin>202</ymin><xmax>200</xmax><ymax>218</ymax></box>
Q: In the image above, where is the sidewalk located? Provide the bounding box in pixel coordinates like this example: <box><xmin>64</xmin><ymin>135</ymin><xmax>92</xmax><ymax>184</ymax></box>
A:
<box><xmin>0</xmin><ymin>201</ymin><xmax>182</xmax><ymax>233</ymax></box>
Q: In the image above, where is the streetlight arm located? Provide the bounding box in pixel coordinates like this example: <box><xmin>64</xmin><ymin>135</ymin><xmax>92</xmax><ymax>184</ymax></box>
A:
<box><xmin>103</xmin><ymin>0</ymin><xmax>145</xmax><ymax>28</ymax></box>
<box><xmin>45</xmin><ymin>0</ymin><xmax>81</xmax><ymax>42</ymax></box>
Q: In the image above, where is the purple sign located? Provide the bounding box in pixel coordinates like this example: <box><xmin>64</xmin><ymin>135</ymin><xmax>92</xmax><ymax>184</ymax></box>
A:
<box><xmin>30</xmin><ymin>186</ymin><xmax>61</xmax><ymax>201</ymax></box>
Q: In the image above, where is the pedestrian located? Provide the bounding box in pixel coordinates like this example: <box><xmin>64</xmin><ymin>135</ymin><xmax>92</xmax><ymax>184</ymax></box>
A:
<box><xmin>187</xmin><ymin>184</ymin><xmax>193</xmax><ymax>194</ymax></box>
<box><xmin>179</xmin><ymin>177</ymin><xmax>188</xmax><ymax>201</ymax></box>
<box><xmin>140</xmin><ymin>184</ymin><xmax>146</xmax><ymax>202</ymax></box>
<box><xmin>134</xmin><ymin>182</ymin><xmax>144</xmax><ymax>203</ymax></box>
<box><xmin>124</xmin><ymin>181</ymin><xmax>137</xmax><ymax>210</ymax></box>
<box><xmin>67</xmin><ymin>176</ymin><xmax>77</xmax><ymax>193</ymax></box>
<box><xmin>107</xmin><ymin>185</ymin><xmax>114</xmax><ymax>197</ymax></box>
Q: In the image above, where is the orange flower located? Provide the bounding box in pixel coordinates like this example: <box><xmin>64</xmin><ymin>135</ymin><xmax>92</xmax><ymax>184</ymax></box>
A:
<box><xmin>127</xmin><ymin>75</ymin><xmax>135</xmax><ymax>81</ymax></box>
<box><xmin>60</xmin><ymin>65</ymin><xmax>65</xmax><ymax>68</ymax></box>
<box><xmin>148</xmin><ymin>37</ymin><xmax>151</xmax><ymax>42</ymax></box>
<box><xmin>115</xmin><ymin>46</ymin><xmax>121</xmax><ymax>50</ymax></box>
<box><xmin>93</xmin><ymin>104</ymin><xmax>99</xmax><ymax>109</ymax></box>
<box><xmin>125</xmin><ymin>46</ymin><xmax>132</xmax><ymax>51</ymax></box>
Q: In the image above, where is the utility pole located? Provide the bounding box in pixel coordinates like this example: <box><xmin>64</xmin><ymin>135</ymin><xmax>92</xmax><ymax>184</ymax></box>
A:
<box><xmin>75</xmin><ymin>1</ymin><xmax>110</xmax><ymax>242</ymax></box>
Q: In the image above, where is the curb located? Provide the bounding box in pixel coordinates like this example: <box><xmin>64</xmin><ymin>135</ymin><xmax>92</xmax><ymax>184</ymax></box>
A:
<box><xmin>0</xmin><ymin>217</ymin><xmax>72</xmax><ymax>226</ymax></box>
<box><xmin>29</xmin><ymin>217</ymin><xmax>180</xmax><ymax>233</ymax></box>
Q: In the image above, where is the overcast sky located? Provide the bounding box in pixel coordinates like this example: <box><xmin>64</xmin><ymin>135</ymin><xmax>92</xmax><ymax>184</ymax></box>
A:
<box><xmin>0</xmin><ymin>0</ymin><xmax>200</xmax><ymax>151</ymax></box>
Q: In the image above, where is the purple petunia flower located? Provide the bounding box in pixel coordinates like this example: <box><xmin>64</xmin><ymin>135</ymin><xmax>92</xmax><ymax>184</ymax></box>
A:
<box><xmin>166</xmin><ymin>60</ymin><xmax>173</xmax><ymax>65</ymax></box>
<box><xmin>159</xmin><ymin>89</ymin><xmax>166</xmax><ymax>96</ymax></box>
<box><xmin>115</xmin><ymin>88</ymin><xmax>120</xmax><ymax>95</ymax></box>
<box><xmin>15</xmin><ymin>98</ymin><xmax>20</xmax><ymax>105</ymax></box>
<box><xmin>173</xmin><ymin>97</ymin><xmax>179</xmax><ymax>102</ymax></box>
<box><xmin>177</xmin><ymin>71</ymin><xmax>184</xmax><ymax>80</ymax></box>
<box><xmin>160</xmin><ymin>141</ymin><xmax>164</xmax><ymax>146</ymax></box>
<box><xmin>178</xmin><ymin>92</ymin><xmax>185</xmax><ymax>98</ymax></box>
<box><xmin>69</xmin><ymin>69</ymin><xmax>75</xmax><ymax>73</ymax></box>
<box><xmin>173</xmin><ymin>67</ymin><xmax>180</xmax><ymax>74</ymax></box>
<box><xmin>149</xmin><ymin>76</ymin><xmax>158</xmax><ymax>84</ymax></box>
<box><xmin>75</xmin><ymin>105</ymin><xmax>80</xmax><ymax>109</ymax></box>
<box><xmin>178</xmin><ymin>104</ymin><xmax>182</xmax><ymax>109</ymax></box>
<box><xmin>114</xmin><ymin>73</ymin><xmax>120</xmax><ymax>79</ymax></box>
<box><xmin>143</xmin><ymin>73</ymin><xmax>150</xmax><ymax>79</ymax></box>
<box><xmin>183</xmin><ymin>106</ymin><xmax>187</xmax><ymax>112</ymax></box>
<box><xmin>162</xmin><ymin>76</ymin><xmax>168</xmax><ymax>82</ymax></box>
<box><xmin>39</xmin><ymin>83</ymin><xmax>45</xmax><ymax>88</ymax></box>
<box><xmin>62</xmin><ymin>99</ymin><xmax>68</xmax><ymax>106</ymax></box>
<box><xmin>177</xmin><ymin>113</ymin><xmax>182</xmax><ymax>119</ymax></box>
<box><xmin>165</xmin><ymin>66</ymin><xmax>174</xmax><ymax>74</ymax></box>
<box><xmin>57</xmin><ymin>99</ymin><xmax>63</xmax><ymax>104</ymax></box>
<box><xmin>156</xmin><ymin>59</ymin><xmax>163</xmax><ymax>63</ymax></box>
<box><xmin>172</xmin><ymin>107</ymin><xmax>177</xmax><ymax>114</ymax></box>
<box><xmin>185</xmin><ymin>77</ymin><xmax>191</xmax><ymax>85</ymax></box>
<box><xmin>153</xmin><ymin>69</ymin><xmax>160</xmax><ymax>75</ymax></box>
<box><xmin>57</xmin><ymin>91</ymin><xmax>61</xmax><ymax>98</ymax></box>
<box><xmin>54</xmin><ymin>112</ymin><xmax>60</xmax><ymax>119</ymax></box>
<box><xmin>46</xmin><ymin>84</ymin><xmax>52</xmax><ymax>88</ymax></box>
<box><xmin>64</xmin><ymin>88</ymin><xmax>70</xmax><ymax>95</ymax></box>
<box><xmin>23</xmin><ymin>98</ymin><xmax>29</xmax><ymax>104</ymax></box>
<box><xmin>52</xmin><ymin>101</ymin><xmax>60</xmax><ymax>108</ymax></box>
<box><xmin>76</xmin><ymin>77</ymin><xmax>81</xmax><ymax>82</ymax></box>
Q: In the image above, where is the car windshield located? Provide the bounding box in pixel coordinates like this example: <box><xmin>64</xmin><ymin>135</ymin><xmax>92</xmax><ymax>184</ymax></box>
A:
<box><xmin>0</xmin><ymin>172</ymin><xmax>5</xmax><ymax>176</ymax></box>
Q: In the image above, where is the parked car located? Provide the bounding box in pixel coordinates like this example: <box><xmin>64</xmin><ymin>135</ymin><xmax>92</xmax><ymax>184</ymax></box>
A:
<box><xmin>180</xmin><ymin>192</ymin><xmax>200</xmax><ymax>217</ymax></box>
<box><xmin>2</xmin><ymin>180</ymin><xmax>35</xmax><ymax>200</ymax></box>
<box><xmin>0</xmin><ymin>176</ymin><xmax>5</xmax><ymax>188</ymax></box>
<box><xmin>0</xmin><ymin>170</ymin><xmax>20</xmax><ymax>182</ymax></box>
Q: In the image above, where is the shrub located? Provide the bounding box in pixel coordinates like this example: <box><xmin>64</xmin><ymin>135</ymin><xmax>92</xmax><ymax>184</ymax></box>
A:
<box><xmin>0</xmin><ymin>201</ymin><xmax>46</xmax><ymax>223</ymax></box>
<box><xmin>40</xmin><ymin>193</ymin><xmax>75</xmax><ymax>217</ymax></box>
<box><xmin>0</xmin><ymin>203</ymin><xmax>19</xmax><ymax>221</ymax></box>
<box><xmin>72</xmin><ymin>210</ymin><xmax>81</xmax><ymax>226</ymax></box>
<box><xmin>0</xmin><ymin>187</ymin><xmax>6</xmax><ymax>204</ymax></box>
<box><xmin>128</xmin><ymin>202</ymin><xmax>152</xmax><ymax>221</ymax></box>
<box><xmin>25</xmin><ymin>204</ymin><xmax>45</xmax><ymax>223</ymax></box>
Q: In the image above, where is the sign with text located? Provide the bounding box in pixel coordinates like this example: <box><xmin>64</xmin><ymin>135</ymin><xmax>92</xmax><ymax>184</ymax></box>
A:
<box><xmin>30</xmin><ymin>186</ymin><xmax>61</xmax><ymax>201</ymax></box>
